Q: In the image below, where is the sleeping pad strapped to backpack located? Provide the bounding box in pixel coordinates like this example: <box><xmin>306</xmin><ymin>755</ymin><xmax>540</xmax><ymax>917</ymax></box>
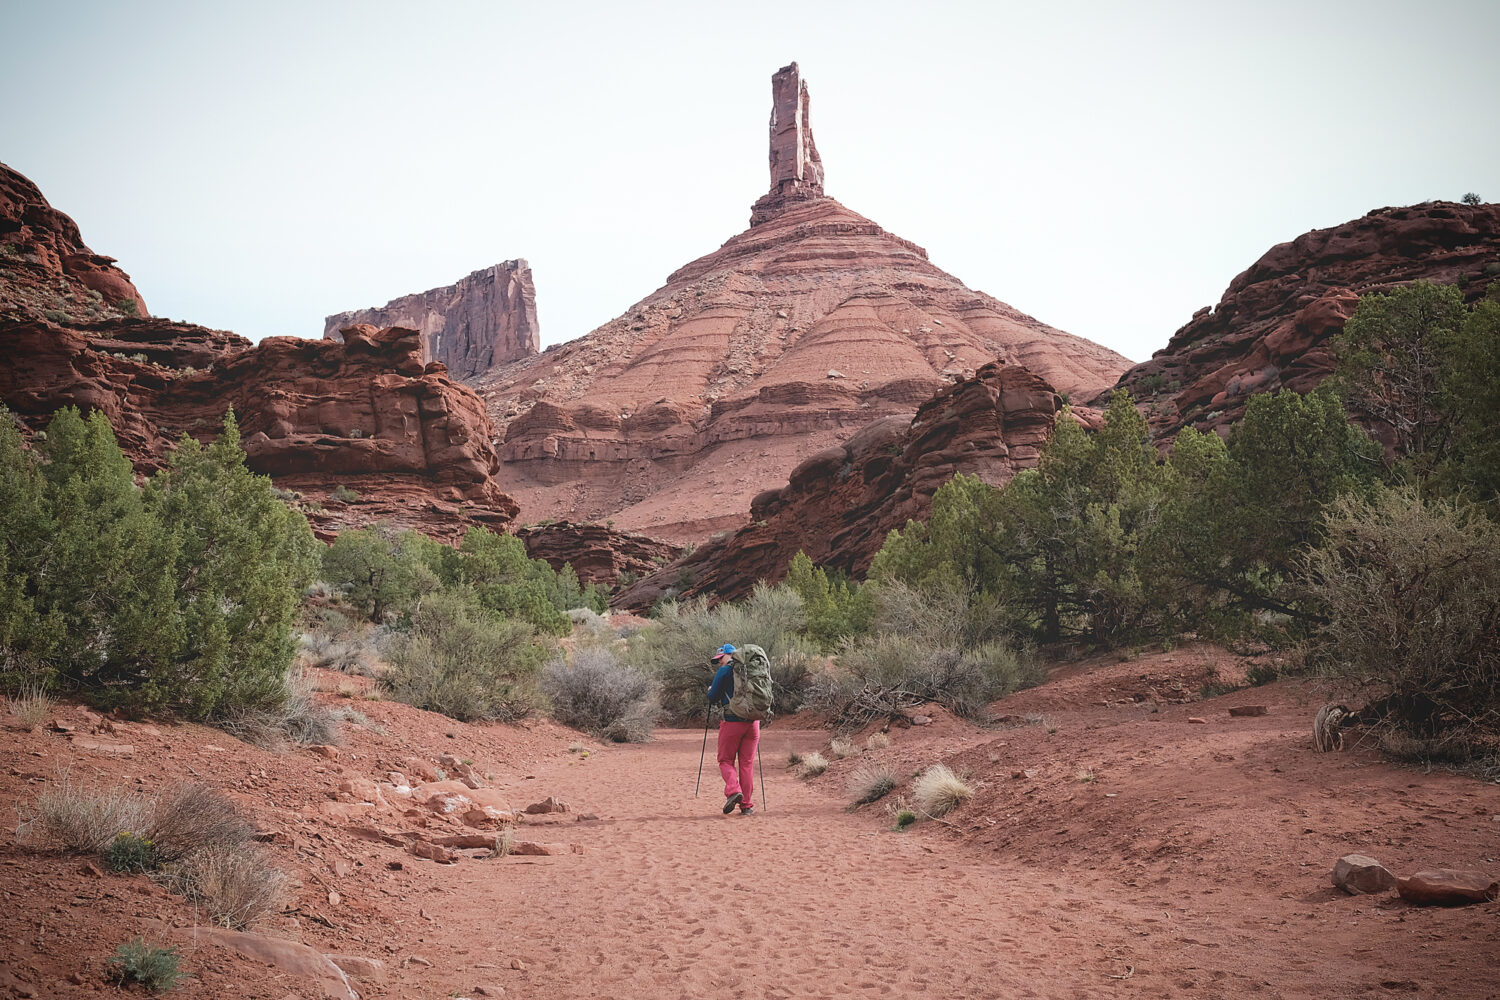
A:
<box><xmin>726</xmin><ymin>644</ymin><xmax>774</xmax><ymax>721</ymax></box>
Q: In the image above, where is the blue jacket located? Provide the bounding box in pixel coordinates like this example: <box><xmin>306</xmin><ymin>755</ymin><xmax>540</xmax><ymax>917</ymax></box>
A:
<box><xmin>708</xmin><ymin>661</ymin><xmax>749</xmax><ymax>723</ymax></box>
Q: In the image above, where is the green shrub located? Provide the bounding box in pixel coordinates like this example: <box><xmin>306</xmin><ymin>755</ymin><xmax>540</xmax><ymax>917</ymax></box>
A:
<box><xmin>330</xmin><ymin>484</ymin><xmax>359</xmax><ymax>503</ymax></box>
<box><xmin>0</xmin><ymin>408</ymin><xmax>319</xmax><ymax>723</ymax></box>
<box><xmin>216</xmin><ymin>669</ymin><xmax>336</xmax><ymax>749</ymax></box>
<box><xmin>108</xmin><ymin>938</ymin><xmax>185</xmax><ymax>992</ymax></box>
<box><xmin>893</xmin><ymin>807</ymin><xmax>918</xmax><ymax>830</ymax></box>
<box><xmin>105</xmin><ymin>831</ymin><xmax>158</xmax><ymax>873</ymax></box>
<box><xmin>542</xmin><ymin>645</ymin><xmax>659</xmax><ymax>742</ymax></box>
<box><xmin>1461</xmin><ymin>192</ymin><xmax>1483</xmax><ymax>206</ymax></box>
<box><xmin>627</xmin><ymin>583</ymin><xmax>818</xmax><ymax>721</ymax></box>
<box><xmin>381</xmin><ymin>589</ymin><xmax>548</xmax><ymax>722</ymax></box>
<box><xmin>1305</xmin><ymin>487</ymin><xmax>1500</xmax><ymax>738</ymax></box>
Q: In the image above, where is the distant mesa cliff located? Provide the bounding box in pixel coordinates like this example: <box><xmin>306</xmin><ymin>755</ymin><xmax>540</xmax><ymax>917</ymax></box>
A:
<box><xmin>1107</xmin><ymin>201</ymin><xmax>1500</xmax><ymax>439</ymax></box>
<box><xmin>477</xmin><ymin>62</ymin><xmax>1130</xmax><ymax>543</ymax></box>
<box><xmin>325</xmin><ymin>260</ymin><xmax>540</xmax><ymax>380</ymax></box>
<box><xmin>0</xmin><ymin>162</ymin><xmax>148</xmax><ymax>321</ymax></box>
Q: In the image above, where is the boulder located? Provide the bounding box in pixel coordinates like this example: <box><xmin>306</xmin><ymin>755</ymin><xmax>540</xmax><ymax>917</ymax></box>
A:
<box><xmin>1397</xmin><ymin>870</ymin><xmax>1499</xmax><ymax>906</ymax></box>
<box><xmin>524</xmin><ymin>796</ymin><xmax>570</xmax><ymax>815</ymax></box>
<box><xmin>408</xmin><ymin>840</ymin><xmax>459</xmax><ymax>865</ymax></box>
<box><xmin>1331</xmin><ymin>854</ymin><xmax>1397</xmax><ymax>895</ymax></box>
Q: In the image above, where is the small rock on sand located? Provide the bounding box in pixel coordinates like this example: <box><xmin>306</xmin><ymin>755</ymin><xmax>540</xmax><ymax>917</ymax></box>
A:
<box><xmin>1332</xmin><ymin>854</ymin><xmax>1396</xmax><ymax>895</ymax></box>
<box><xmin>1397</xmin><ymin>870</ymin><xmax>1499</xmax><ymax>906</ymax></box>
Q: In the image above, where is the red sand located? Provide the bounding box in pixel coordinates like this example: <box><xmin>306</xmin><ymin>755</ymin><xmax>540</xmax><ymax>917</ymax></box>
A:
<box><xmin>2</xmin><ymin>645</ymin><xmax>1497</xmax><ymax>999</ymax></box>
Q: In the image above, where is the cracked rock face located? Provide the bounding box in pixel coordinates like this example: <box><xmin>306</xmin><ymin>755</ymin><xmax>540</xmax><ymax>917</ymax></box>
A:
<box><xmin>476</xmin><ymin>65</ymin><xmax>1128</xmax><ymax>544</ymax></box>
<box><xmin>325</xmin><ymin>260</ymin><xmax>540</xmax><ymax>380</ymax></box>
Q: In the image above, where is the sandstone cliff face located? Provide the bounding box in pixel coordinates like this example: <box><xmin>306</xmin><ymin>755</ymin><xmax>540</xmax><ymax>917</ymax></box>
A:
<box><xmin>0</xmin><ymin>162</ymin><xmax>148</xmax><ymax>322</ymax></box>
<box><xmin>517</xmin><ymin>521</ymin><xmax>683</xmax><ymax>587</ymax></box>
<box><xmin>613</xmin><ymin>362</ymin><xmax>1059</xmax><ymax>610</ymax></box>
<box><xmin>1105</xmin><ymin>201</ymin><xmax>1500</xmax><ymax>438</ymax></box>
<box><xmin>477</xmin><ymin>65</ymin><xmax>1129</xmax><ymax>543</ymax></box>
<box><xmin>325</xmin><ymin>260</ymin><xmax>540</xmax><ymax>380</ymax></box>
<box><xmin>0</xmin><ymin>317</ymin><xmax>518</xmax><ymax>541</ymax></box>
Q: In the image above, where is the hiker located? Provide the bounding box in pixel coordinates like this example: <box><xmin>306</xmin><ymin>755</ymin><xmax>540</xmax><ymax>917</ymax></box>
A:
<box><xmin>707</xmin><ymin>642</ymin><xmax>762</xmax><ymax>816</ymax></box>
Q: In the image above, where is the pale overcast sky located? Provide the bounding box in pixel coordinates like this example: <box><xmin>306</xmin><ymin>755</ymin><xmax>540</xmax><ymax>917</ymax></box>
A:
<box><xmin>3</xmin><ymin>1</ymin><xmax>1496</xmax><ymax>363</ymax></box>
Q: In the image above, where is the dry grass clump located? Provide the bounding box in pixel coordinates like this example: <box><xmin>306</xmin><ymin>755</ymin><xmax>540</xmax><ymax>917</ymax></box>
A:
<box><xmin>786</xmin><ymin>749</ymin><xmax>804</xmax><ymax>767</ymax></box>
<box><xmin>146</xmin><ymin>784</ymin><xmax>252</xmax><ymax>864</ymax></box>
<box><xmin>7</xmin><ymin>683</ymin><xmax>54</xmax><ymax>731</ymax></box>
<box><xmin>488</xmin><ymin>828</ymin><xmax>516</xmax><ymax>859</ymax></box>
<box><xmin>159</xmin><ymin>845</ymin><xmax>288</xmax><ymax>928</ymax></box>
<box><xmin>23</xmin><ymin>779</ymin><xmax>153</xmax><ymax>853</ymax></box>
<box><xmin>22</xmin><ymin>779</ymin><xmax>284</xmax><ymax>929</ymax></box>
<box><xmin>865</xmin><ymin>731</ymin><xmax>891</xmax><ymax>750</ymax></box>
<box><xmin>799</xmin><ymin>751</ymin><xmax>829</xmax><ymax>777</ymax></box>
<box><xmin>829</xmin><ymin>737</ymin><xmax>857</xmax><ymax>759</ymax></box>
<box><xmin>217</xmin><ymin>671</ymin><xmax>337</xmax><ymax>750</ymax></box>
<box><xmin>911</xmin><ymin>764</ymin><xmax>973</xmax><ymax>817</ymax></box>
<box><xmin>846</xmin><ymin>765</ymin><xmax>898</xmax><ymax>806</ymax></box>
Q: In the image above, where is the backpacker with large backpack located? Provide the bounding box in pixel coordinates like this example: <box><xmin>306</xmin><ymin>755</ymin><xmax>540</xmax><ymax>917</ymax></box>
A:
<box><xmin>726</xmin><ymin>644</ymin><xmax>774</xmax><ymax>721</ymax></box>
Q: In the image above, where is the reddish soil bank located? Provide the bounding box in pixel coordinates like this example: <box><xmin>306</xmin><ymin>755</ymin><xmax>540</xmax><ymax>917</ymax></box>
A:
<box><xmin>2</xmin><ymin>646</ymin><xmax>1497</xmax><ymax>999</ymax></box>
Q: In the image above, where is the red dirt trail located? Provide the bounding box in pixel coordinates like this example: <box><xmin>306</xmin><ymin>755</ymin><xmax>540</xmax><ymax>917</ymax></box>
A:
<box><xmin>2</xmin><ymin>645</ymin><xmax>1498</xmax><ymax>999</ymax></box>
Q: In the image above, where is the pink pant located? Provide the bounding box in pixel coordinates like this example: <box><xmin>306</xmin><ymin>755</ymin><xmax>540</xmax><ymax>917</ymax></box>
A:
<box><xmin>717</xmin><ymin>720</ymin><xmax>760</xmax><ymax>808</ymax></box>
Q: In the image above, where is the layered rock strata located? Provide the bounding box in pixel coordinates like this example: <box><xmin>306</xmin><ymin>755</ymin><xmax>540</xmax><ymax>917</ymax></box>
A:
<box><xmin>1106</xmin><ymin>201</ymin><xmax>1500</xmax><ymax>439</ymax></box>
<box><xmin>517</xmin><ymin>521</ymin><xmax>683</xmax><ymax>587</ymax></box>
<box><xmin>613</xmin><ymin>361</ymin><xmax>1059</xmax><ymax>610</ymax></box>
<box><xmin>0</xmin><ymin>318</ymin><xmax>518</xmax><ymax>541</ymax></box>
<box><xmin>0</xmin><ymin>162</ymin><xmax>148</xmax><ymax>322</ymax></box>
<box><xmin>325</xmin><ymin>260</ymin><xmax>540</xmax><ymax>379</ymax></box>
<box><xmin>477</xmin><ymin>65</ymin><xmax>1129</xmax><ymax>543</ymax></box>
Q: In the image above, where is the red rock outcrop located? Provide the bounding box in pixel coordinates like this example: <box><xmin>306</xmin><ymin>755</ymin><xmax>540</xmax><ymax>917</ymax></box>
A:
<box><xmin>0</xmin><ymin>318</ymin><xmax>519</xmax><ymax>541</ymax></box>
<box><xmin>325</xmin><ymin>260</ymin><xmax>540</xmax><ymax>379</ymax></box>
<box><xmin>1104</xmin><ymin>201</ymin><xmax>1500</xmax><ymax>439</ymax></box>
<box><xmin>517</xmin><ymin>521</ymin><xmax>683</xmax><ymax>587</ymax></box>
<box><xmin>0</xmin><ymin>162</ymin><xmax>148</xmax><ymax>321</ymax></box>
<box><xmin>612</xmin><ymin>361</ymin><xmax>1059</xmax><ymax>610</ymax></box>
<box><xmin>477</xmin><ymin>65</ymin><xmax>1129</xmax><ymax>543</ymax></box>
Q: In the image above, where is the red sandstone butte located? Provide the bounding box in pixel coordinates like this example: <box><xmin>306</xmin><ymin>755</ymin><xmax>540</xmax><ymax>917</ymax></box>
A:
<box><xmin>325</xmin><ymin>260</ymin><xmax>540</xmax><ymax>380</ymax></box>
<box><xmin>613</xmin><ymin>360</ymin><xmax>1059</xmax><ymax>610</ymax></box>
<box><xmin>477</xmin><ymin>64</ymin><xmax>1129</xmax><ymax>544</ymax></box>
<box><xmin>1104</xmin><ymin>201</ymin><xmax>1500</xmax><ymax>441</ymax></box>
<box><xmin>0</xmin><ymin>161</ymin><xmax>148</xmax><ymax>320</ymax></box>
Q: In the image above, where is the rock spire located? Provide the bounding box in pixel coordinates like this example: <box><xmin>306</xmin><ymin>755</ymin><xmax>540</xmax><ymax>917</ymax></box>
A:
<box><xmin>750</xmin><ymin>62</ymin><xmax>826</xmax><ymax>226</ymax></box>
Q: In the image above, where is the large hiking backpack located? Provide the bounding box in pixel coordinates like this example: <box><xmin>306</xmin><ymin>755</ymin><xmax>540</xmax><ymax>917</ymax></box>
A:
<box><xmin>726</xmin><ymin>644</ymin><xmax>774</xmax><ymax>721</ymax></box>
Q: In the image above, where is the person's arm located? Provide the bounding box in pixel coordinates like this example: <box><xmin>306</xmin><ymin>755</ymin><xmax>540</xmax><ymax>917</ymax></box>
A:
<box><xmin>707</xmin><ymin>662</ymin><xmax>733</xmax><ymax>705</ymax></box>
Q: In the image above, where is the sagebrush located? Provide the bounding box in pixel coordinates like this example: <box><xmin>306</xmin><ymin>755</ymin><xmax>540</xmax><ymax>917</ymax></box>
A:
<box><xmin>542</xmin><ymin>645</ymin><xmax>659</xmax><ymax>742</ymax></box>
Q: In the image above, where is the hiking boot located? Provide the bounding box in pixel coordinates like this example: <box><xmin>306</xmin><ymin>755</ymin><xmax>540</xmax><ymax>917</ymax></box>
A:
<box><xmin>739</xmin><ymin>806</ymin><xmax>756</xmax><ymax>816</ymax></box>
<box><xmin>722</xmin><ymin>792</ymin><xmax>743</xmax><ymax>814</ymax></box>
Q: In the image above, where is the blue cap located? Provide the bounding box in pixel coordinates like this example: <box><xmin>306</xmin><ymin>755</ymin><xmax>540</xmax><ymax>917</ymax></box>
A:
<box><xmin>715</xmin><ymin>644</ymin><xmax>736</xmax><ymax>657</ymax></box>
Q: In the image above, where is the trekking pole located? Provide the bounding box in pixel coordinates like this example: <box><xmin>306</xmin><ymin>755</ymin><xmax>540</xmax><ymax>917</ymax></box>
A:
<box><xmin>756</xmin><ymin>738</ymin><xmax>766</xmax><ymax>812</ymax></box>
<box><xmin>694</xmin><ymin>701</ymin><xmax>712</xmax><ymax>797</ymax></box>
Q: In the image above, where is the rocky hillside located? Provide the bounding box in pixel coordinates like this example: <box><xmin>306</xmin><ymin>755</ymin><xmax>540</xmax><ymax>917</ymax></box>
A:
<box><xmin>0</xmin><ymin>318</ymin><xmax>520</xmax><ymax>540</ymax></box>
<box><xmin>0</xmin><ymin>164</ymin><xmax>521</xmax><ymax>541</ymax></box>
<box><xmin>614</xmin><ymin>361</ymin><xmax>1059</xmax><ymax>609</ymax></box>
<box><xmin>476</xmin><ymin>63</ymin><xmax>1130</xmax><ymax>543</ymax></box>
<box><xmin>325</xmin><ymin>259</ymin><xmax>540</xmax><ymax>380</ymax></box>
<box><xmin>0</xmin><ymin>162</ymin><xmax>148</xmax><ymax>322</ymax></box>
<box><xmin>1105</xmin><ymin>200</ymin><xmax>1500</xmax><ymax>438</ymax></box>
